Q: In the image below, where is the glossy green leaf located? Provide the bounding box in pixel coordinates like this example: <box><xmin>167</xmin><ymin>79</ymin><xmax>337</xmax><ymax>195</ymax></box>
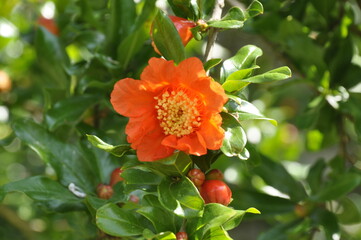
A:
<box><xmin>167</xmin><ymin>0</ymin><xmax>200</xmax><ymax>20</ymax></box>
<box><xmin>12</xmin><ymin>119</ymin><xmax>96</xmax><ymax>192</ymax></box>
<box><xmin>310</xmin><ymin>173</ymin><xmax>361</xmax><ymax>201</ymax></box>
<box><xmin>86</xmin><ymin>134</ymin><xmax>132</xmax><ymax>157</ymax></box>
<box><xmin>208</xmin><ymin>7</ymin><xmax>245</xmax><ymax>29</ymax></box>
<box><xmin>202</xmin><ymin>227</ymin><xmax>232</xmax><ymax>240</ymax></box>
<box><xmin>246</xmin><ymin>0</ymin><xmax>264</xmax><ymax>18</ymax></box>
<box><xmin>226</xmin><ymin>95</ymin><xmax>277</xmax><ymax>126</ymax></box>
<box><xmin>45</xmin><ymin>95</ymin><xmax>99</xmax><ymax>131</ymax></box>
<box><xmin>223</xmin><ymin>67</ymin><xmax>291</xmax><ymax>92</ymax></box>
<box><xmin>220</xmin><ymin>112</ymin><xmax>247</xmax><ymax>159</ymax></box>
<box><xmin>313</xmin><ymin>209</ymin><xmax>339</xmax><ymax>239</ymax></box>
<box><xmin>96</xmin><ymin>203</ymin><xmax>146</xmax><ymax>237</ymax></box>
<box><xmin>152</xmin><ymin>11</ymin><xmax>185</xmax><ymax>63</ymax></box>
<box><xmin>202</xmin><ymin>0</ymin><xmax>216</xmax><ymax>17</ymax></box>
<box><xmin>253</xmin><ymin>155</ymin><xmax>308</xmax><ymax>202</ymax></box>
<box><xmin>35</xmin><ymin>27</ymin><xmax>69</xmax><ymax>89</ymax></box>
<box><xmin>220</xmin><ymin>45</ymin><xmax>263</xmax><ymax>82</ymax></box>
<box><xmin>0</xmin><ymin>176</ymin><xmax>84</xmax><ymax>211</ymax></box>
<box><xmin>145</xmin><ymin>151</ymin><xmax>192</xmax><ymax>177</ymax></box>
<box><xmin>121</xmin><ymin>167</ymin><xmax>162</xmax><ymax>185</ymax></box>
<box><xmin>204</xmin><ymin>58</ymin><xmax>222</xmax><ymax>71</ymax></box>
<box><xmin>336</xmin><ymin>196</ymin><xmax>361</xmax><ymax>224</ymax></box>
<box><xmin>158</xmin><ymin>176</ymin><xmax>204</xmax><ymax>218</ymax></box>
<box><xmin>137</xmin><ymin>195</ymin><xmax>181</xmax><ymax>233</ymax></box>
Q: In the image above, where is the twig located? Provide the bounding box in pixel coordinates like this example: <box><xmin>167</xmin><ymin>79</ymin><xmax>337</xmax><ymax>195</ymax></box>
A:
<box><xmin>204</xmin><ymin>0</ymin><xmax>225</xmax><ymax>61</ymax></box>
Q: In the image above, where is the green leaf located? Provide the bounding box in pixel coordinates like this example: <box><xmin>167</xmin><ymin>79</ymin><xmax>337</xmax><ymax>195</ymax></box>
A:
<box><xmin>0</xmin><ymin>176</ymin><xmax>84</xmax><ymax>211</ymax></box>
<box><xmin>96</xmin><ymin>203</ymin><xmax>146</xmax><ymax>237</ymax></box>
<box><xmin>226</xmin><ymin>94</ymin><xmax>277</xmax><ymax>126</ymax></box>
<box><xmin>313</xmin><ymin>209</ymin><xmax>339</xmax><ymax>239</ymax></box>
<box><xmin>246</xmin><ymin>0</ymin><xmax>264</xmax><ymax>18</ymax></box>
<box><xmin>45</xmin><ymin>95</ymin><xmax>99</xmax><ymax>131</ymax></box>
<box><xmin>310</xmin><ymin>0</ymin><xmax>337</xmax><ymax>19</ymax></box>
<box><xmin>202</xmin><ymin>227</ymin><xmax>232</xmax><ymax>240</ymax></box>
<box><xmin>86</xmin><ymin>134</ymin><xmax>132</xmax><ymax>157</ymax></box>
<box><xmin>310</xmin><ymin>173</ymin><xmax>361</xmax><ymax>201</ymax></box>
<box><xmin>336</xmin><ymin>196</ymin><xmax>361</xmax><ymax>224</ymax></box>
<box><xmin>12</xmin><ymin>119</ymin><xmax>96</xmax><ymax>192</ymax></box>
<box><xmin>167</xmin><ymin>0</ymin><xmax>200</xmax><ymax>20</ymax></box>
<box><xmin>158</xmin><ymin>176</ymin><xmax>204</xmax><ymax>218</ymax></box>
<box><xmin>223</xmin><ymin>67</ymin><xmax>291</xmax><ymax>92</ymax></box>
<box><xmin>145</xmin><ymin>151</ymin><xmax>192</xmax><ymax>177</ymax></box>
<box><xmin>253</xmin><ymin>155</ymin><xmax>308</xmax><ymax>202</ymax></box>
<box><xmin>152</xmin><ymin>11</ymin><xmax>186</xmax><ymax>63</ymax></box>
<box><xmin>306</xmin><ymin>159</ymin><xmax>327</xmax><ymax>194</ymax></box>
<box><xmin>220</xmin><ymin>45</ymin><xmax>263</xmax><ymax>83</ymax></box>
<box><xmin>220</xmin><ymin>112</ymin><xmax>247</xmax><ymax>160</ymax></box>
<box><xmin>122</xmin><ymin>167</ymin><xmax>162</xmax><ymax>185</ymax></box>
<box><xmin>208</xmin><ymin>7</ymin><xmax>245</xmax><ymax>29</ymax></box>
<box><xmin>258</xmin><ymin>219</ymin><xmax>302</xmax><ymax>240</ymax></box>
<box><xmin>137</xmin><ymin>195</ymin><xmax>181</xmax><ymax>233</ymax></box>
<box><xmin>204</xmin><ymin>58</ymin><xmax>222</xmax><ymax>71</ymax></box>
<box><xmin>35</xmin><ymin>27</ymin><xmax>69</xmax><ymax>89</ymax></box>
<box><xmin>106</xmin><ymin>0</ymin><xmax>136</xmax><ymax>56</ymax></box>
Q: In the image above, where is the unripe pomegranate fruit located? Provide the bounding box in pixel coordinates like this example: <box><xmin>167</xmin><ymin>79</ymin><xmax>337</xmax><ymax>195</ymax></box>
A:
<box><xmin>176</xmin><ymin>231</ymin><xmax>188</xmax><ymax>240</ymax></box>
<box><xmin>187</xmin><ymin>168</ymin><xmax>205</xmax><ymax>187</ymax></box>
<box><xmin>109</xmin><ymin>168</ymin><xmax>124</xmax><ymax>186</ymax></box>
<box><xmin>205</xmin><ymin>169</ymin><xmax>224</xmax><ymax>181</ymax></box>
<box><xmin>96</xmin><ymin>184</ymin><xmax>113</xmax><ymax>200</ymax></box>
<box><xmin>200</xmin><ymin>180</ymin><xmax>232</xmax><ymax>206</ymax></box>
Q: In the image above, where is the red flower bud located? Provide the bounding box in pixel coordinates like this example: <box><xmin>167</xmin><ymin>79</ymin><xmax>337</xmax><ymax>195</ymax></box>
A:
<box><xmin>96</xmin><ymin>184</ymin><xmax>113</xmax><ymax>200</ymax></box>
<box><xmin>176</xmin><ymin>232</ymin><xmax>188</xmax><ymax>240</ymax></box>
<box><xmin>200</xmin><ymin>180</ymin><xmax>232</xmax><ymax>206</ymax></box>
<box><xmin>187</xmin><ymin>168</ymin><xmax>205</xmax><ymax>187</ymax></box>
<box><xmin>152</xmin><ymin>16</ymin><xmax>196</xmax><ymax>54</ymax></box>
<box><xmin>109</xmin><ymin>168</ymin><xmax>124</xmax><ymax>186</ymax></box>
<box><xmin>205</xmin><ymin>169</ymin><xmax>224</xmax><ymax>181</ymax></box>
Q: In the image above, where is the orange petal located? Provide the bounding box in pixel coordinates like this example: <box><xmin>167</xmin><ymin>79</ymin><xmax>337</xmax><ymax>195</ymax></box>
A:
<box><xmin>162</xmin><ymin>132</ymin><xmax>207</xmax><ymax>156</ymax></box>
<box><xmin>110</xmin><ymin>78</ymin><xmax>156</xmax><ymax>118</ymax></box>
<box><xmin>176</xmin><ymin>58</ymin><xmax>228</xmax><ymax>112</ymax></box>
<box><xmin>125</xmin><ymin>111</ymin><xmax>158</xmax><ymax>149</ymax></box>
<box><xmin>136</xmin><ymin>129</ymin><xmax>175</xmax><ymax>162</ymax></box>
<box><xmin>198</xmin><ymin>114</ymin><xmax>225</xmax><ymax>150</ymax></box>
<box><xmin>141</xmin><ymin>58</ymin><xmax>177</xmax><ymax>87</ymax></box>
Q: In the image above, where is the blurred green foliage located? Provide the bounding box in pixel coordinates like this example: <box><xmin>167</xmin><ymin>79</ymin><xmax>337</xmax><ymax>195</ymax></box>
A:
<box><xmin>0</xmin><ymin>0</ymin><xmax>361</xmax><ymax>239</ymax></box>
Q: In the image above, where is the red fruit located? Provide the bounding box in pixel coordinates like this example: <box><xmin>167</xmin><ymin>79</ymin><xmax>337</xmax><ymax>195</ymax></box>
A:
<box><xmin>151</xmin><ymin>16</ymin><xmax>196</xmax><ymax>54</ymax></box>
<box><xmin>176</xmin><ymin>232</ymin><xmax>188</xmax><ymax>240</ymax></box>
<box><xmin>187</xmin><ymin>168</ymin><xmax>205</xmax><ymax>187</ymax></box>
<box><xmin>200</xmin><ymin>180</ymin><xmax>232</xmax><ymax>206</ymax></box>
<box><xmin>109</xmin><ymin>168</ymin><xmax>124</xmax><ymax>186</ymax></box>
<box><xmin>37</xmin><ymin>16</ymin><xmax>59</xmax><ymax>35</ymax></box>
<box><xmin>205</xmin><ymin>169</ymin><xmax>224</xmax><ymax>181</ymax></box>
<box><xmin>96</xmin><ymin>184</ymin><xmax>113</xmax><ymax>199</ymax></box>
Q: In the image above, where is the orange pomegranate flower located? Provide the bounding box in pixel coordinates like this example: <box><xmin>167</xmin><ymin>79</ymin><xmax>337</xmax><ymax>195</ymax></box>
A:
<box><xmin>111</xmin><ymin>57</ymin><xmax>228</xmax><ymax>162</ymax></box>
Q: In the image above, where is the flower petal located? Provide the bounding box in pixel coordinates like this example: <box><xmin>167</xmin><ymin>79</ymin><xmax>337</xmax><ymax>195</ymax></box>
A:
<box><xmin>110</xmin><ymin>78</ymin><xmax>156</xmax><ymax>117</ymax></box>
<box><xmin>136</xmin><ymin>129</ymin><xmax>175</xmax><ymax>162</ymax></box>
<box><xmin>162</xmin><ymin>132</ymin><xmax>207</xmax><ymax>156</ymax></box>
<box><xmin>125</xmin><ymin>111</ymin><xmax>158</xmax><ymax>149</ymax></box>
<box><xmin>176</xmin><ymin>58</ymin><xmax>228</xmax><ymax>112</ymax></box>
<box><xmin>141</xmin><ymin>58</ymin><xmax>177</xmax><ymax>87</ymax></box>
<box><xmin>198</xmin><ymin>114</ymin><xmax>225</xmax><ymax>150</ymax></box>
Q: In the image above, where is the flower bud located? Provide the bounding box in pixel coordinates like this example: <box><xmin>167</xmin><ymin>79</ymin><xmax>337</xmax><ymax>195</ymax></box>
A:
<box><xmin>176</xmin><ymin>231</ymin><xmax>188</xmax><ymax>240</ymax></box>
<box><xmin>200</xmin><ymin>180</ymin><xmax>232</xmax><ymax>206</ymax></box>
<box><xmin>187</xmin><ymin>168</ymin><xmax>205</xmax><ymax>187</ymax></box>
<box><xmin>109</xmin><ymin>168</ymin><xmax>124</xmax><ymax>186</ymax></box>
<box><xmin>37</xmin><ymin>16</ymin><xmax>59</xmax><ymax>35</ymax></box>
<box><xmin>205</xmin><ymin>169</ymin><xmax>224</xmax><ymax>181</ymax></box>
<box><xmin>96</xmin><ymin>184</ymin><xmax>113</xmax><ymax>200</ymax></box>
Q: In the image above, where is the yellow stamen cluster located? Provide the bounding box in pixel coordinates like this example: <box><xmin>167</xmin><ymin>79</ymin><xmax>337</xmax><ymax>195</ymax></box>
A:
<box><xmin>155</xmin><ymin>90</ymin><xmax>202</xmax><ymax>137</ymax></box>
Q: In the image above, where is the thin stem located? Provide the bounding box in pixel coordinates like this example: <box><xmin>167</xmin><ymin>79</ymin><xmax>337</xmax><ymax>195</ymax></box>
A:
<box><xmin>204</xmin><ymin>0</ymin><xmax>225</xmax><ymax>61</ymax></box>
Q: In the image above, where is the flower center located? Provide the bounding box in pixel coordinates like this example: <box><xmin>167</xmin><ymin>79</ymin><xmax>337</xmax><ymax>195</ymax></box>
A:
<box><xmin>155</xmin><ymin>89</ymin><xmax>202</xmax><ymax>137</ymax></box>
